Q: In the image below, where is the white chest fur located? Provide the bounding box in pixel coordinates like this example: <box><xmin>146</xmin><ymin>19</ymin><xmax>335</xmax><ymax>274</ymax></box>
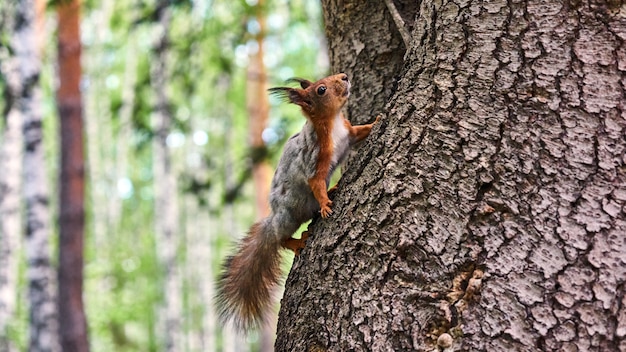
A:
<box><xmin>331</xmin><ymin>113</ymin><xmax>351</xmax><ymax>165</ymax></box>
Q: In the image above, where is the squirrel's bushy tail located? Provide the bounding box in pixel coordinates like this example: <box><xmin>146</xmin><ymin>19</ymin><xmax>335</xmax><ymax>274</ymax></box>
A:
<box><xmin>216</xmin><ymin>218</ymin><xmax>282</xmax><ymax>332</ymax></box>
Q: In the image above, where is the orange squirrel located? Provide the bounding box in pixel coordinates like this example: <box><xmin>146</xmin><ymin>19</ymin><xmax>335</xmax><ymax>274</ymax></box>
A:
<box><xmin>216</xmin><ymin>73</ymin><xmax>379</xmax><ymax>331</ymax></box>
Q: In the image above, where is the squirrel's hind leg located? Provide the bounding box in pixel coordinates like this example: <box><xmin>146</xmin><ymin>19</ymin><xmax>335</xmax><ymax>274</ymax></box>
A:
<box><xmin>281</xmin><ymin>231</ymin><xmax>309</xmax><ymax>256</ymax></box>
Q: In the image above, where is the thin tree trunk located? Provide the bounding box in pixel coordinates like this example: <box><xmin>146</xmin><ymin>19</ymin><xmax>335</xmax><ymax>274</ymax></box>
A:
<box><xmin>247</xmin><ymin>1</ymin><xmax>272</xmax><ymax>221</ymax></box>
<box><xmin>221</xmin><ymin>205</ymin><xmax>248</xmax><ymax>352</ymax></box>
<box><xmin>24</xmin><ymin>84</ymin><xmax>59</xmax><ymax>352</ymax></box>
<box><xmin>114</xmin><ymin>33</ymin><xmax>137</xmax><ymax>222</ymax></box>
<box><xmin>84</xmin><ymin>0</ymin><xmax>115</xmax><ymax>251</ymax></box>
<box><xmin>222</xmin><ymin>86</ymin><xmax>248</xmax><ymax>352</ymax></box>
<box><xmin>57</xmin><ymin>0</ymin><xmax>89</xmax><ymax>351</ymax></box>
<box><xmin>197</xmin><ymin>210</ymin><xmax>216</xmax><ymax>352</ymax></box>
<box><xmin>1</xmin><ymin>0</ymin><xmax>62</xmax><ymax>351</ymax></box>
<box><xmin>150</xmin><ymin>4</ymin><xmax>182</xmax><ymax>351</ymax></box>
<box><xmin>183</xmin><ymin>196</ymin><xmax>205</xmax><ymax>352</ymax></box>
<box><xmin>277</xmin><ymin>1</ymin><xmax>626</xmax><ymax>351</ymax></box>
<box><xmin>245</xmin><ymin>2</ymin><xmax>275</xmax><ymax>350</ymax></box>
<box><xmin>185</xmin><ymin>104</ymin><xmax>216</xmax><ymax>352</ymax></box>
<box><xmin>0</xmin><ymin>4</ymin><xmax>23</xmax><ymax>350</ymax></box>
<box><xmin>0</xmin><ymin>100</ymin><xmax>22</xmax><ymax>352</ymax></box>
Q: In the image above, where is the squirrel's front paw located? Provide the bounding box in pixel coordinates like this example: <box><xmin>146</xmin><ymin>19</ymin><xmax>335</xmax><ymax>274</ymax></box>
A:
<box><xmin>320</xmin><ymin>200</ymin><xmax>333</xmax><ymax>218</ymax></box>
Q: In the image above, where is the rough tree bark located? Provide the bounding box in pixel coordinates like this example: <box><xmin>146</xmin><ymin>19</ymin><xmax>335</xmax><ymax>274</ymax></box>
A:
<box><xmin>150</xmin><ymin>3</ymin><xmax>182</xmax><ymax>351</ymax></box>
<box><xmin>57</xmin><ymin>0</ymin><xmax>89</xmax><ymax>351</ymax></box>
<box><xmin>276</xmin><ymin>1</ymin><xmax>626</xmax><ymax>351</ymax></box>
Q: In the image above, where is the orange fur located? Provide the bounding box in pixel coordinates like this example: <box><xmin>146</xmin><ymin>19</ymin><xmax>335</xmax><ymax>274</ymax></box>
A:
<box><xmin>269</xmin><ymin>74</ymin><xmax>379</xmax><ymax>219</ymax></box>
<box><xmin>310</xmin><ymin>119</ymin><xmax>336</xmax><ymax>217</ymax></box>
<box><xmin>281</xmin><ymin>231</ymin><xmax>309</xmax><ymax>255</ymax></box>
<box><xmin>346</xmin><ymin>115</ymin><xmax>379</xmax><ymax>143</ymax></box>
<box><xmin>217</xmin><ymin>74</ymin><xmax>379</xmax><ymax>334</ymax></box>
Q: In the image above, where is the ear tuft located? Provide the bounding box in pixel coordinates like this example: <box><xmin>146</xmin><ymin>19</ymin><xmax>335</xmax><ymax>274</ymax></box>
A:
<box><xmin>268</xmin><ymin>87</ymin><xmax>293</xmax><ymax>103</ymax></box>
<box><xmin>286</xmin><ymin>77</ymin><xmax>313</xmax><ymax>89</ymax></box>
<box><xmin>268</xmin><ymin>87</ymin><xmax>311</xmax><ymax>108</ymax></box>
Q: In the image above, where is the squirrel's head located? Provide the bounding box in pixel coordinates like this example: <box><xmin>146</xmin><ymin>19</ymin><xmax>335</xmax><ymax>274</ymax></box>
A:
<box><xmin>269</xmin><ymin>73</ymin><xmax>350</xmax><ymax>119</ymax></box>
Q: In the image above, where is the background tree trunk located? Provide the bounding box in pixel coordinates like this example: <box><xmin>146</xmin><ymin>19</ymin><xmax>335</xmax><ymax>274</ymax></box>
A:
<box><xmin>0</xmin><ymin>3</ymin><xmax>24</xmax><ymax>350</ymax></box>
<box><xmin>3</xmin><ymin>0</ymin><xmax>62</xmax><ymax>351</ymax></box>
<box><xmin>276</xmin><ymin>1</ymin><xmax>626</xmax><ymax>351</ymax></box>
<box><xmin>150</xmin><ymin>3</ymin><xmax>182</xmax><ymax>351</ymax></box>
<box><xmin>222</xmin><ymin>81</ymin><xmax>249</xmax><ymax>352</ymax></box>
<box><xmin>0</xmin><ymin>77</ymin><xmax>22</xmax><ymax>352</ymax></box>
<box><xmin>247</xmin><ymin>1</ymin><xmax>272</xmax><ymax>222</ymax></box>
<box><xmin>57</xmin><ymin>0</ymin><xmax>89</xmax><ymax>351</ymax></box>
<box><xmin>245</xmin><ymin>1</ymin><xmax>275</xmax><ymax>350</ymax></box>
<box><xmin>84</xmin><ymin>0</ymin><xmax>115</xmax><ymax>252</ymax></box>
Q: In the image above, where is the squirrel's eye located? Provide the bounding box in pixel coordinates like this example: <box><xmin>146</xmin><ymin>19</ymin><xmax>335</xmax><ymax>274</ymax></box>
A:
<box><xmin>316</xmin><ymin>86</ymin><xmax>327</xmax><ymax>96</ymax></box>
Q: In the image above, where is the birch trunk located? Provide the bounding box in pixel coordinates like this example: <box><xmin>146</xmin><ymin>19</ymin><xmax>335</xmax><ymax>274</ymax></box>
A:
<box><xmin>57</xmin><ymin>0</ymin><xmax>89</xmax><ymax>350</ymax></box>
<box><xmin>276</xmin><ymin>1</ymin><xmax>626</xmax><ymax>351</ymax></box>
<box><xmin>24</xmin><ymin>83</ymin><xmax>59</xmax><ymax>352</ymax></box>
<box><xmin>1</xmin><ymin>0</ymin><xmax>61</xmax><ymax>351</ymax></box>
<box><xmin>150</xmin><ymin>4</ymin><xmax>182</xmax><ymax>351</ymax></box>
<box><xmin>83</xmin><ymin>0</ymin><xmax>115</xmax><ymax>251</ymax></box>
<box><xmin>114</xmin><ymin>33</ymin><xmax>137</xmax><ymax>222</ymax></box>
<box><xmin>0</xmin><ymin>97</ymin><xmax>22</xmax><ymax>352</ymax></box>
<box><xmin>0</xmin><ymin>4</ymin><xmax>23</xmax><ymax>350</ymax></box>
<box><xmin>198</xmin><ymin>210</ymin><xmax>217</xmax><ymax>352</ymax></box>
<box><xmin>184</xmin><ymin>195</ymin><xmax>215</xmax><ymax>352</ymax></box>
<box><xmin>222</xmin><ymin>87</ymin><xmax>248</xmax><ymax>352</ymax></box>
<box><xmin>185</xmin><ymin>102</ymin><xmax>216</xmax><ymax>352</ymax></box>
<box><xmin>221</xmin><ymin>204</ymin><xmax>248</xmax><ymax>352</ymax></box>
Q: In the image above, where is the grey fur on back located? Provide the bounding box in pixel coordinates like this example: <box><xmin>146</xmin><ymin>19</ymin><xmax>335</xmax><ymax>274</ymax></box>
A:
<box><xmin>268</xmin><ymin>117</ymin><xmax>351</xmax><ymax>241</ymax></box>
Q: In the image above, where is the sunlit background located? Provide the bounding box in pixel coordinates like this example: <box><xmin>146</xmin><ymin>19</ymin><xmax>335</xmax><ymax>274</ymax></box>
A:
<box><xmin>0</xmin><ymin>0</ymin><xmax>328</xmax><ymax>350</ymax></box>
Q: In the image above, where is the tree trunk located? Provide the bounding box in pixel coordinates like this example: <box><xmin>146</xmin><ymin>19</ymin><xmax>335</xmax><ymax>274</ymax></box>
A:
<box><xmin>319</xmin><ymin>0</ymin><xmax>413</xmax><ymax>125</ymax></box>
<box><xmin>83</xmin><ymin>0</ymin><xmax>115</xmax><ymax>251</ymax></box>
<box><xmin>247</xmin><ymin>1</ymin><xmax>272</xmax><ymax>222</ymax></box>
<box><xmin>57</xmin><ymin>0</ymin><xmax>89</xmax><ymax>351</ymax></box>
<box><xmin>113</xmin><ymin>31</ymin><xmax>137</xmax><ymax>228</ymax></box>
<box><xmin>222</xmin><ymin>85</ymin><xmax>248</xmax><ymax>352</ymax></box>
<box><xmin>1</xmin><ymin>0</ymin><xmax>61</xmax><ymax>351</ymax></box>
<box><xmin>0</xmin><ymin>85</ymin><xmax>22</xmax><ymax>352</ymax></box>
<box><xmin>185</xmin><ymin>81</ymin><xmax>217</xmax><ymax>352</ymax></box>
<box><xmin>276</xmin><ymin>1</ymin><xmax>626</xmax><ymax>351</ymax></box>
<box><xmin>245</xmin><ymin>2</ymin><xmax>275</xmax><ymax>350</ymax></box>
<box><xmin>0</xmin><ymin>4</ymin><xmax>23</xmax><ymax>350</ymax></box>
<box><xmin>150</xmin><ymin>4</ymin><xmax>182</xmax><ymax>351</ymax></box>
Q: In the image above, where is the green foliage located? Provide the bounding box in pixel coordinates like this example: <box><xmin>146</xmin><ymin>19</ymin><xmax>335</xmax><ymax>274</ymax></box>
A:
<box><xmin>5</xmin><ymin>0</ymin><xmax>327</xmax><ymax>350</ymax></box>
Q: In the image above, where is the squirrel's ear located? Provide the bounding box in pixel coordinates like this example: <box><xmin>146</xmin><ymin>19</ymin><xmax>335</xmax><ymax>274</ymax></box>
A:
<box><xmin>268</xmin><ymin>87</ymin><xmax>312</xmax><ymax>109</ymax></box>
<box><xmin>286</xmin><ymin>77</ymin><xmax>313</xmax><ymax>89</ymax></box>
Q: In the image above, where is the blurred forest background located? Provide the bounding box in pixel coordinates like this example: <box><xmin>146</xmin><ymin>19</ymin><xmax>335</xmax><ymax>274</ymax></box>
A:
<box><xmin>0</xmin><ymin>0</ymin><xmax>327</xmax><ymax>351</ymax></box>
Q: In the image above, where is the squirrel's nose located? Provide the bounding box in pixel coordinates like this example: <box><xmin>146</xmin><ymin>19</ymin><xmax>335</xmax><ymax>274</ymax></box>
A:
<box><xmin>340</xmin><ymin>74</ymin><xmax>348</xmax><ymax>82</ymax></box>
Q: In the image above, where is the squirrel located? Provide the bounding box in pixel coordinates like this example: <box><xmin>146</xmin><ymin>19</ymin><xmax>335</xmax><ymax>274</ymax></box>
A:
<box><xmin>216</xmin><ymin>73</ymin><xmax>379</xmax><ymax>332</ymax></box>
